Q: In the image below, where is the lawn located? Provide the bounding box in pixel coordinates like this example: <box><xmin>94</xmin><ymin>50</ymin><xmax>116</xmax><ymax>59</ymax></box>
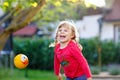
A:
<box><xmin>0</xmin><ymin>68</ymin><xmax>65</xmax><ymax>80</ymax></box>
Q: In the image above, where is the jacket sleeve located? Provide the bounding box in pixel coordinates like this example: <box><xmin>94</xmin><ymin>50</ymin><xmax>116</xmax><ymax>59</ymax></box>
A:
<box><xmin>69</xmin><ymin>43</ymin><xmax>92</xmax><ymax>78</ymax></box>
<box><xmin>54</xmin><ymin>47</ymin><xmax>60</xmax><ymax>75</ymax></box>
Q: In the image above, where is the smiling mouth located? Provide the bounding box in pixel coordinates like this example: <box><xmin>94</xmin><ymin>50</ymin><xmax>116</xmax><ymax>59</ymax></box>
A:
<box><xmin>60</xmin><ymin>35</ymin><xmax>66</xmax><ymax>39</ymax></box>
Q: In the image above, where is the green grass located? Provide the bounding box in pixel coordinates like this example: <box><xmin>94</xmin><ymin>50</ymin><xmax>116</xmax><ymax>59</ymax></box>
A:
<box><xmin>0</xmin><ymin>68</ymin><xmax>65</xmax><ymax>80</ymax></box>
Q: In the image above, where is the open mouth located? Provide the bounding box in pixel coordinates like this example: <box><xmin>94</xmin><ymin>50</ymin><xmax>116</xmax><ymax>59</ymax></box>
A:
<box><xmin>60</xmin><ymin>35</ymin><xmax>66</xmax><ymax>39</ymax></box>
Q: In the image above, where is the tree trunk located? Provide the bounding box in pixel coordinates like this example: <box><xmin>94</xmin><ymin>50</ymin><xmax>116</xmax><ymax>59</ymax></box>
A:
<box><xmin>0</xmin><ymin>0</ymin><xmax>46</xmax><ymax>50</ymax></box>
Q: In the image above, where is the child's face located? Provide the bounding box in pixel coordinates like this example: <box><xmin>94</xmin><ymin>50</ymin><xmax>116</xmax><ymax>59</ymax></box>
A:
<box><xmin>57</xmin><ymin>25</ymin><xmax>74</xmax><ymax>44</ymax></box>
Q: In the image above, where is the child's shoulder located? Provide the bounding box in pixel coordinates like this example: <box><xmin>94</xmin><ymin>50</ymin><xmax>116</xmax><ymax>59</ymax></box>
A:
<box><xmin>69</xmin><ymin>40</ymin><xmax>77</xmax><ymax>46</ymax></box>
<box><xmin>69</xmin><ymin>40</ymin><xmax>83</xmax><ymax>51</ymax></box>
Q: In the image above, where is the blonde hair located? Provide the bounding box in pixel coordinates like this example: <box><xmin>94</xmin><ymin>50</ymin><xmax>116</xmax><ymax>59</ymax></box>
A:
<box><xmin>55</xmin><ymin>20</ymin><xmax>79</xmax><ymax>42</ymax></box>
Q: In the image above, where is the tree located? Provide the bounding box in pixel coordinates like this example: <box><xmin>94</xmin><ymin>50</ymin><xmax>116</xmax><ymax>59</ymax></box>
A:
<box><xmin>0</xmin><ymin>0</ymin><xmax>46</xmax><ymax>50</ymax></box>
<box><xmin>36</xmin><ymin>0</ymin><xmax>97</xmax><ymax>27</ymax></box>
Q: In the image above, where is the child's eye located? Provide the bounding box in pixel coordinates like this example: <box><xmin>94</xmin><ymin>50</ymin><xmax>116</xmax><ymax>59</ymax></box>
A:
<box><xmin>64</xmin><ymin>30</ymin><xmax>67</xmax><ymax>32</ymax></box>
<box><xmin>58</xmin><ymin>29</ymin><xmax>62</xmax><ymax>32</ymax></box>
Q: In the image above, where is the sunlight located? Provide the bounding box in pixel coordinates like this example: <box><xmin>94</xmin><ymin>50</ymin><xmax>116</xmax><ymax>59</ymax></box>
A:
<box><xmin>3</xmin><ymin>2</ymin><xmax>9</xmax><ymax>7</ymax></box>
<box><xmin>31</xmin><ymin>2</ymin><xmax>38</xmax><ymax>7</ymax></box>
<box><xmin>85</xmin><ymin>0</ymin><xmax>106</xmax><ymax>7</ymax></box>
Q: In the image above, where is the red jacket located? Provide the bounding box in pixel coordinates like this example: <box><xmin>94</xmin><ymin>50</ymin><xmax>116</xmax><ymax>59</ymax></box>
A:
<box><xmin>54</xmin><ymin>40</ymin><xmax>92</xmax><ymax>78</ymax></box>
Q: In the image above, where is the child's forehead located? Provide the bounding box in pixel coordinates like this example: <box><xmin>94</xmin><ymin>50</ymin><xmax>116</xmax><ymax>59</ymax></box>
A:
<box><xmin>58</xmin><ymin>24</ymin><xmax>71</xmax><ymax>29</ymax></box>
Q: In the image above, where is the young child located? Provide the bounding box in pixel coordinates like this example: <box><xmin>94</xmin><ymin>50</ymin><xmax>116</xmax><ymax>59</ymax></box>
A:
<box><xmin>54</xmin><ymin>21</ymin><xmax>92</xmax><ymax>80</ymax></box>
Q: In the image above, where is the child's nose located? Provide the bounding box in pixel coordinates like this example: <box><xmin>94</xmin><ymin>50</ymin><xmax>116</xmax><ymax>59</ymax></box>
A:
<box><xmin>61</xmin><ymin>30</ymin><xmax>65</xmax><ymax>33</ymax></box>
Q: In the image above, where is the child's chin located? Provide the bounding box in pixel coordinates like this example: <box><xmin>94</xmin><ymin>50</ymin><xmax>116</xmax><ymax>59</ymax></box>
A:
<box><xmin>60</xmin><ymin>40</ymin><xmax>67</xmax><ymax>43</ymax></box>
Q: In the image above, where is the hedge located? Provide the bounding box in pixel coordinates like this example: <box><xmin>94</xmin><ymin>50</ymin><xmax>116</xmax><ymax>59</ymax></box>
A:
<box><xmin>13</xmin><ymin>37</ymin><xmax>120</xmax><ymax>70</ymax></box>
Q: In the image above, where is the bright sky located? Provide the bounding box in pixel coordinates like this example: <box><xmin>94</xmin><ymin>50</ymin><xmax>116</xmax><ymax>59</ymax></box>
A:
<box><xmin>85</xmin><ymin>0</ymin><xmax>106</xmax><ymax>7</ymax></box>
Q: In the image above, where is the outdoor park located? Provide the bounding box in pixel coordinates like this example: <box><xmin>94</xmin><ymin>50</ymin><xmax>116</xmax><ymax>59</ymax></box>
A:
<box><xmin>0</xmin><ymin>0</ymin><xmax>120</xmax><ymax>80</ymax></box>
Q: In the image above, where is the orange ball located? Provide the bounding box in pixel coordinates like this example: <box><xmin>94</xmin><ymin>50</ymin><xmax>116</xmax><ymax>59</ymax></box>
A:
<box><xmin>14</xmin><ymin>54</ymin><xmax>29</xmax><ymax>69</ymax></box>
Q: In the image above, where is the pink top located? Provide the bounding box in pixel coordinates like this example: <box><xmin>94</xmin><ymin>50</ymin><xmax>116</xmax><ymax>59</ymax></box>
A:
<box><xmin>54</xmin><ymin>40</ymin><xmax>92</xmax><ymax>78</ymax></box>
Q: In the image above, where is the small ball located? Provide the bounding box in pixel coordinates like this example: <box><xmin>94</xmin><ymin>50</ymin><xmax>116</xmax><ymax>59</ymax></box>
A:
<box><xmin>14</xmin><ymin>54</ymin><xmax>29</xmax><ymax>69</ymax></box>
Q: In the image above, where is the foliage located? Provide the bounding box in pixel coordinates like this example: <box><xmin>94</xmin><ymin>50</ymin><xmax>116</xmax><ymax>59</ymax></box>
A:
<box><xmin>13</xmin><ymin>37</ymin><xmax>54</xmax><ymax>70</ymax></box>
<box><xmin>114</xmin><ymin>42</ymin><xmax>120</xmax><ymax>63</ymax></box>
<box><xmin>0</xmin><ymin>0</ymin><xmax>45</xmax><ymax>50</ymax></box>
<box><xmin>37</xmin><ymin>0</ymin><xmax>97</xmax><ymax>27</ymax></box>
<box><xmin>0</xmin><ymin>0</ymin><xmax>39</xmax><ymax>11</ymax></box>
<box><xmin>90</xmin><ymin>66</ymin><xmax>100</xmax><ymax>74</ymax></box>
<box><xmin>13</xmin><ymin>37</ymin><xmax>120</xmax><ymax>70</ymax></box>
<box><xmin>101</xmin><ymin>40</ymin><xmax>116</xmax><ymax>65</ymax></box>
<box><xmin>109</xmin><ymin>69</ymin><xmax>120</xmax><ymax>75</ymax></box>
<box><xmin>0</xmin><ymin>0</ymin><xmax>97</xmax><ymax>27</ymax></box>
<box><xmin>108</xmin><ymin>65</ymin><xmax>120</xmax><ymax>75</ymax></box>
<box><xmin>80</xmin><ymin>38</ymin><xmax>120</xmax><ymax>65</ymax></box>
<box><xmin>101</xmin><ymin>65</ymin><xmax>108</xmax><ymax>71</ymax></box>
<box><xmin>41</xmin><ymin>0</ymin><xmax>86</xmax><ymax>21</ymax></box>
<box><xmin>80</xmin><ymin>38</ymin><xmax>98</xmax><ymax>65</ymax></box>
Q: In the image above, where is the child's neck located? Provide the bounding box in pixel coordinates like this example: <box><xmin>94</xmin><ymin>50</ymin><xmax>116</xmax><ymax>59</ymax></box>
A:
<box><xmin>60</xmin><ymin>40</ymin><xmax>71</xmax><ymax>49</ymax></box>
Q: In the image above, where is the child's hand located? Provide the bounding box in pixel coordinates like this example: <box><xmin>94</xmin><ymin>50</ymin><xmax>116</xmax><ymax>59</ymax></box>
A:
<box><xmin>87</xmin><ymin>78</ymin><xmax>92</xmax><ymax>80</ymax></box>
<box><xmin>57</xmin><ymin>74</ymin><xmax>63</xmax><ymax>80</ymax></box>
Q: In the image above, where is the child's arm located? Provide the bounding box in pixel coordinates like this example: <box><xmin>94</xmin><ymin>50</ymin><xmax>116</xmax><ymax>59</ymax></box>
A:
<box><xmin>70</xmin><ymin>42</ymin><xmax>92</xmax><ymax>78</ymax></box>
<box><xmin>72</xmin><ymin>40</ymin><xmax>83</xmax><ymax>50</ymax></box>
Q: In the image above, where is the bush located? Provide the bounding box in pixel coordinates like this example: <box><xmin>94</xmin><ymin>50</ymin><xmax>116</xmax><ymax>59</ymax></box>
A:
<box><xmin>109</xmin><ymin>68</ymin><xmax>120</xmax><ymax>75</ymax></box>
<box><xmin>101</xmin><ymin>40</ymin><xmax>116</xmax><ymax>65</ymax></box>
<box><xmin>13</xmin><ymin>37</ymin><xmax>54</xmax><ymax>70</ymax></box>
<box><xmin>101</xmin><ymin>65</ymin><xmax>108</xmax><ymax>71</ymax></box>
<box><xmin>90</xmin><ymin>66</ymin><xmax>100</xmax><ymax>74</ymax></box>
<box><xmin>114</xmin><ymin>43</ymin><xmax>120</xmax><ymax>63</ymax></box>
<box><xmin>80</xmin><ymin>38</ymin><xmax>98</xmax><ymax>65</ymax></box>
<box><xmin>108</xmin><ymin>64</ymin><xmax>120</xmax><ymax>75</ymax></box>
<box><xmin>80</xmin><ymin>38</ymin><xmax>120</xmax><ymax>65</ymax></box>
<box><xmin>13</xmin><ymin>37</ymin><xmax>120</xmax><ymax>70</ymax></box>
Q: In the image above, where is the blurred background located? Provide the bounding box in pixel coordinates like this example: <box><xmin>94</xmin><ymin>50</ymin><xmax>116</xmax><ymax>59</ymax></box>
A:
<box><xmin>0</xmin><ymin>0</ymin><xmax>120</xmax><ymax>80</ymax></box>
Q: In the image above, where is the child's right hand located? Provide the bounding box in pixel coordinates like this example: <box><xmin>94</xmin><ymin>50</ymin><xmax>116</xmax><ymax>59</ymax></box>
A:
<box><xmin>87</xmin><ymin>78</ymin><xmax>92</xmax><ymax>80</ymax></box>
<box><xmin>57</xmin><ymin>74</ymin><xmax>63</xmax><ymax>80</ymax></box>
